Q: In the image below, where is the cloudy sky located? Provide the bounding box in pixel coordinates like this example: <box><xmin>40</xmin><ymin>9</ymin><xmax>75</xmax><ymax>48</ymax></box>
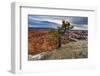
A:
<box><xmin>28</xmin><ymin>15</ymin><xmax>88</xmax><ymax>30</ymax></box>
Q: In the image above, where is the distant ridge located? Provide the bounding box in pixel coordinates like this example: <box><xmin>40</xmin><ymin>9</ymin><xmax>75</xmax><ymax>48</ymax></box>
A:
<box><xmin>28</xmin><ymin>27</ymin><xmax>58</xmax><ymax>31</ymax></box>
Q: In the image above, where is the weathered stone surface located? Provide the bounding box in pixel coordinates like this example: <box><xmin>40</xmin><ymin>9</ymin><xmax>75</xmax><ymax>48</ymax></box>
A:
<box><xmin>28</xmin><ymin>30</ymin><xmax>88</xmax><ymax>56</ymax></box>
<box><xmin>28</xmin><ymin>30</ymin><xmax>59</xmax><ymax>55</ymax></box>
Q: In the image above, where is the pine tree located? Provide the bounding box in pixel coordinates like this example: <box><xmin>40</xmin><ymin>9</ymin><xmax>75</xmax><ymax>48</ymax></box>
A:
<box><xmin>58</xmin><ymin>20</ymin><xmax>74</xmax><ymax>48</ymax></box>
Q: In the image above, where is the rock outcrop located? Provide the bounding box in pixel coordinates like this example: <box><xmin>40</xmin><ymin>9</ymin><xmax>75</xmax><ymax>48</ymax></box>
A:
<box><xmin>28</xmin><ymin>30</ymin><xmax>87</xmax><ymax>55</ymax></box>
<box><xmin>28</xmin><ymin>30</ymin><xmax>59</xmax><ymax>55</ymax></box>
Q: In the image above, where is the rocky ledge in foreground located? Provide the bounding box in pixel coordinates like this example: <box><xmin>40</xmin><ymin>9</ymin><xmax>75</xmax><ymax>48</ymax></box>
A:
<box><xmin>28</xmin><ymin>40</ymin><xmax>88</xmax><ymax>60</ymax></box>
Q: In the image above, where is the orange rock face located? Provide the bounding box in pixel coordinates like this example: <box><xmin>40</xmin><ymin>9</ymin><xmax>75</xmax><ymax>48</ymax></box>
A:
<box><xmin>28</xmin><ymin>30</ymin><xmax>59</xmax><ymax>55</ymax></box>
